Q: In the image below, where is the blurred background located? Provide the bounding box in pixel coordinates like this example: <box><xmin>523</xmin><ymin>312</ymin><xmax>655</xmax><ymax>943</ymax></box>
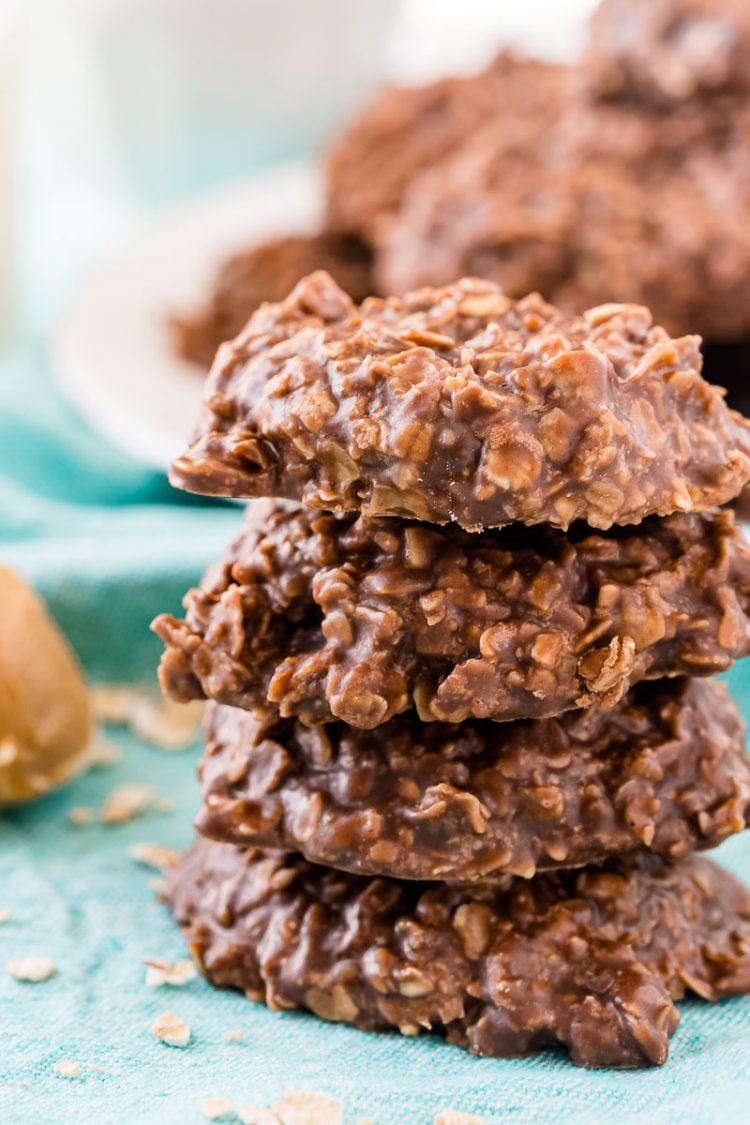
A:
<box><xmin>0</xmin><ymin>0</ymin><xmax>629</xmax><ymax>642</ymax></box>
<box><xmin>0</xmin><ymin>0</ymin><xmax>606</xmax><ymax>573</ymax></box>
<box><xmin>1</xmin><ymin>0</ymin><xmax>597</xmax><ymax>344</ymax></box>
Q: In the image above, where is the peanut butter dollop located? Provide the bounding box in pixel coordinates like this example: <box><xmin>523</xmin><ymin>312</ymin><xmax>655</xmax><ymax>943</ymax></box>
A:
<box><xmin>0</xmin><ymin>569</ymin><xmax>92</xmax><ymax>805</ymax></box>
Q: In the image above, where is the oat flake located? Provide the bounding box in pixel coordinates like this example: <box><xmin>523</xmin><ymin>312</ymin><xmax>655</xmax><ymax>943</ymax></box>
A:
<box><xmin>273</xmin><ymin>1090</ymin><xmax>344</xmax><ymax>1125</ymax></box>
<box><xmin>144</xmin><ymin>957</ymin><xmax>196</xmax><ymax>988</ymax></box>
<box><xmin>151</xmin><ymin>1011</ymin><xmax>191</xmax><ymax>1047</ymax></box>
<box><xmin>6</xmin><ymin>956</ymin><xmax>56</xmax><ymax>982</ymax></box>
<box><xmin>101</xmin><ymin>783</ymin><xmax>154</xmax><ymax>824</ymax></box>
<box><xmin>53</xmin><ymin>1060</ymin><xmax>80</xmax><ymax>1079</ymax></box>
<box><xmin>129</xmin><ymin>842</ymin><xmax>180</xmax><ymax>871</ymax></box>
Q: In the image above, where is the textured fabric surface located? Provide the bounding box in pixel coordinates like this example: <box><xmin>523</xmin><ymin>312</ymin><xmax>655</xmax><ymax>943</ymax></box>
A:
<box><xmin>1</xmin><ymin>351</ymin><xmax>750</xmax><ymax>1124</ymax></box>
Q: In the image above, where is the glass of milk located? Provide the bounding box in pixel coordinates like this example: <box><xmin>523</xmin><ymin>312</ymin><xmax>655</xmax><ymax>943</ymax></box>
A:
<box><xmin>11</xmin><ymin>0</ymin><xmax>399</xmax><ymax>331</ymax></box>
<box><xmin>19</xmin><ymin>0</ymin><xmax>400</xmax><ymax>207</ymax></box>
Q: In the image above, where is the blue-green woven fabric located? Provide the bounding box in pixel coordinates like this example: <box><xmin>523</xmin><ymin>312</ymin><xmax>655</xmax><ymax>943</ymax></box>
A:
<box><xmin>2</xmin><ymin>351</ymin><xmax>750</xmax><ymax>1125</ymax></box>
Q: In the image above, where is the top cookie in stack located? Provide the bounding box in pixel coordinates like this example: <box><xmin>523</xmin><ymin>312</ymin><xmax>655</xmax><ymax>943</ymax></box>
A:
<box><xmin>157</xmin><ymin>272</ymin><xmax>750</xmax><ymax>1068</ymax></box>
<box><xmin>170</xmin><ymin>273</ymin><xmax>750</xmax><ymax>529</ymax></box>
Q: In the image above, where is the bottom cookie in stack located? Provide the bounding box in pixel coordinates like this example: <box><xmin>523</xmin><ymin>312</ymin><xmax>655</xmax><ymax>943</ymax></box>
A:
<box><xmin>167</xmin><ymin>842</ymin><xmax>750</xmax><ymax>1069</ymax></box>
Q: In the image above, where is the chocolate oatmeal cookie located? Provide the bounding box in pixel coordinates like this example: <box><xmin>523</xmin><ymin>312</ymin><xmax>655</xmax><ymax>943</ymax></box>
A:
<box><xmin>378</xmin><ymin>94</ymin><xmax>750</xmax><ymax>344</ymax></box>
<box><xmin>325</xmin><ymin>53</ymin><xmax>568</xmax><ymax>243</ymax></box>
<box><xmin>373</xmin><ymin>61</ymin><xmax>610</xmax><ymax>305</ymax></box>
<box><xmin>586</xmin><ymin>0</ymin><xmax>750</xmax><ymax>107</ymax></box>
<box><xmin>153</xmin><ymin>503</ymin><xmax>750</xmax><ymax>728</ymax></box>
<box><xmin>376</xmin><ymin>113</ymin><xmax>574</xmax><ymax>305</ymax></box>
<box><xmin>172</xmin><ymin>234</ymin><xmax>373</xmax><ymax>369</ymax></box>
<box><xmin>197</xmin><ymin>679</ymin><xmax>750</xmax><ymax>881</ymax></box>
<box><xmin>554</xmin><ymin>96</ymin><xmax>750</xmax><ymax>342</ymax></box>
<box><xmin>169</xmin><ymin>274</ymin><xmax>750</xmax><ymax>530</ymax></box>
<box><xmin>167</xmin><ymin>841</ymin><xmax>750</xmax><ymax>1067</ymax></box>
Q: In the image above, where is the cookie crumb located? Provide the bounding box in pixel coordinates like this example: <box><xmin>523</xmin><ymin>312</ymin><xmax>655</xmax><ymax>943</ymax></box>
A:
<box><xmin>53</xmin><ymin>1060</ymin><xmax>80</xmax><ymax>1079</ymax></box>
<box><xmin>101</xmin><ymin>783</ymin><xmax>154</xmax><ymax>824</ymax></box>
<box><xmin>154</xmin><ymin>796</ymin><xmax>175</xmax><ymax>813</ymax></box>
<box><xmin>129</xmin><ymin>842</ymin><xmax>180</xmax><ymax>871</ymax></box>
<box><xmin>151</xmin><ymin>1011</ymin><xmax>191</xmax><ymax>1047</ymax></box>
<box><xmin>200</xmin><ymin>1098</ymin><xmax>233</xmax><ymax>1120</ymax></box>
<box><xmin>147</xmin><ymin>876</ymin><xmax>168</xmax><ymax>895</ymax></box>
<box><xmin>90</xmin><ymin>684</ymin><xmax>145</xmax><ymax>724</ymax></box>
<box><xmin>6</xmin><ymin>956</ymin><xmax>56</xmax><ymax>982</ymax></box>
<box><xmin>91</xmin><ymin>685</ymin><xmax>203</xmax><ymax>750</ymax></box>
<box><xmin>131</xmin><ymin>697</ymin><xmax>205</xmax><ymax>751</ymax></box>
<box><xmin>0</xmin><ymin>908</ymin><xmax>11</xmax><ymax>924</ymax></box>
<box><xmin>144</xmin><ymin>957</ymin><xmax>196</xmax><ymax>988</ymax></box>
<box><xmin>69</xmin><ymin>806</ymin><xmax>93</xmax><ymax>826</ymax></box>
<box><xmin>273</xmin><ymin>1091</ymin><xmax>343</xmax><ymax>1125</ymax></box>
<box><xmin>86</xmin><ymin>736</ymin><xmax>121</xmax><ymax>769</ymax></box>
<box><xmin>238</xmin><ymin>1108</ymin><xmax>280</xmax><ymax>1125</ymax></box>
<box><xmin>223</xmin><ymin>1029</ymin><xmax>244</xmax><ymax>1044</ymax></box>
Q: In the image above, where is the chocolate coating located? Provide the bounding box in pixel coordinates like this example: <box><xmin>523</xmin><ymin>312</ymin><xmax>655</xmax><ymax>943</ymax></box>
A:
<box><xmin>172</xmin><ymin>234</ymin><xmax>373</xmax><ymax>369</ymax></box>
<box><xmin>325</xmin><ymin>53</ymin><xmax>566</xmax><ymax>243</ymax></box>
<box><xmin>167</xmin><ymin>841</ymin><xmax>750</xmax><ymax>1068</ymax></box>
<box><xmin>153</xmin><ymin>502</ymin><xmax>750</xmax><ymax>729</ymax></box>
<box><xmin>586</xmin><ymin>0</ymin><xmax>750</xmax><ymax>107</ymax></box>
<box><xmin>169</xmin><ymin>273</ymin><xmax>750</xmax><ymax>531</ymax></box>
<box><xmin>197</xmin><ymin>678</ymin><xmax>750</xmax><ymax>881</ymax></box>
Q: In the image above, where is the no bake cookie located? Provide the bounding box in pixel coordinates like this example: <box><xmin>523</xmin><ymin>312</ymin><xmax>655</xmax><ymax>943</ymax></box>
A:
<box><xmin>153</xmin><ymin>503</ymin><xmax>750</xmax><ymax>728</ymax></box>
<box><xmin>325</xmin><ymin>53</ymin><xmax>567</xmax><ymax>243</ymax></box>
<box><xmin>173</xmin><ymin>234</ymin><xmax>373</xmax><ymax>369</ymax></box>
<box><xmin>197</xmin><ymin>678</ymin><xmax>750</xmax><ymax>881</ymax></box>
<box><xmin>376</xmin><ymin>112</ymin><xmax>573</xmax><ymax>307</ymax></box>
<box><xmin>586</xmin><ymin>0</ymin><xmax>750</xmax><ymax>107</ymax></box>
<box><xmin>168</xmin><ymin>841</ymin><xmax>750</xmax><ymax>1068</ymax></box>
<box><xmin>169</xmin><ymin>274</ymin><xmax>750</xmax><ymax>530</ymax></box>
<box><xmin>555</xmin><ymin>96</ymin><xmax>750</xmax><ymax>342</ymax></box>
<box><xmin>378</xmin><ymin>95</ymin><xmax>750</xmax><ymax>344</ymax></box>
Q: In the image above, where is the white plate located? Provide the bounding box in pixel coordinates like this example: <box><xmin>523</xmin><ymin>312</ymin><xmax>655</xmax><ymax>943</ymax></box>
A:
<box><xmin>55</xmin><ymin>159</ymin><xmax>322</xmax><ymax>471</ymax></box>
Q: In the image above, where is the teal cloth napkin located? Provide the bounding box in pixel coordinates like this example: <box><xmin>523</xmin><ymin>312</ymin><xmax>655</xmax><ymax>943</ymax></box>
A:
<box><xmin>0</xmin><ymin>348</ymin><xmax>240</xmax><ymax>650</ymax></box>
<box><xmin>1</xmin><ymin>347</ymin><xmax>750</xmax><ymax>1125</ymax></box>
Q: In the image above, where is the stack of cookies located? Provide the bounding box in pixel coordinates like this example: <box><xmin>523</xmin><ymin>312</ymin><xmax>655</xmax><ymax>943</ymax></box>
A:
<box><xmin>155</xmin><ymin>272</ymin><xmax>750</xmax><ymax>1067</ymax></box>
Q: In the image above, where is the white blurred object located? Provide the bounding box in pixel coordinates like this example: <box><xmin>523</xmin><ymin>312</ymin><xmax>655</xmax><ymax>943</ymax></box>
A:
<box><xmin>388</xmin><ymin>0</ymin><xmax>599</xmax><ymax>81</ymax></box>
<box><xmin>56</xmin><ymin>161</ymin><xmax>321</xmax><ymax>470</ymax></box>
<box><xmin>20</xmin><ymin>0</ymin><xmax>399</xmax><ymax>205</ymax></box>
<box><xmin>14</xmin><ymin>0</ymin><xmax>399</xmax><ymax>335</ymax></box>
<box><xmin>54</xmin><ymin>1</ymin><xmax>606</xmax><ymax>467</ymax></box>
